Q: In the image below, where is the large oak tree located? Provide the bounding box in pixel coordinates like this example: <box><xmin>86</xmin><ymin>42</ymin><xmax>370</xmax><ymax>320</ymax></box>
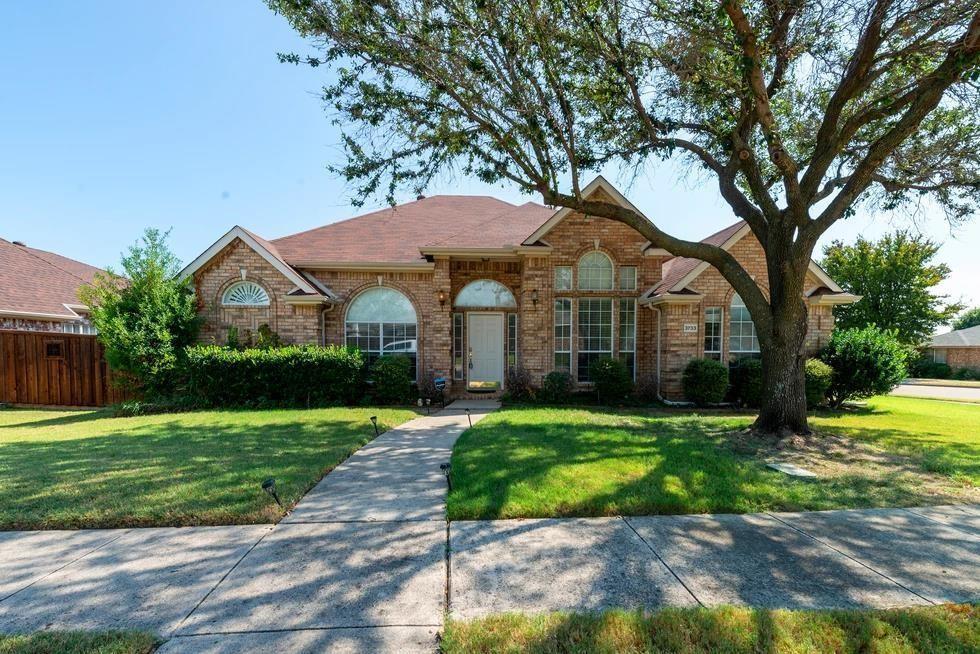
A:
<box><xmin>269</xmin><ymin>0</ymin><xmax>980</xmax><ymax>434</ymax></box>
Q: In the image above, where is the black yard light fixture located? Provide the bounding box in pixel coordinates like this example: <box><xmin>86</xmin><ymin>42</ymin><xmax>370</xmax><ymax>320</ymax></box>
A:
<box><xmin>370</xmin><ymin>415</ymin><xmax>379</xmax><ymax>437</ymax></box>
<box><xmin>261</xmin><ymin>478</ymin><xmax>282</xmax><ymax>507</ymax></box>
<box><xmin>465</xmin><ymin>407</ymin><xmax>472</xmax><ymax>428</ymax></box>
<box><xmin>440</xmin><ymin>463</ymin><xmax>452</xmax><ymax>491</ymax></box>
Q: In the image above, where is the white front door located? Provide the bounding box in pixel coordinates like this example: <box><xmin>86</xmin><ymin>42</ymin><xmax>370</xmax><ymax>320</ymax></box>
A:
<box><xmin>467</xmin><ymin>313</ymin><xmax>505</xmax><ymax>390</ymax></box>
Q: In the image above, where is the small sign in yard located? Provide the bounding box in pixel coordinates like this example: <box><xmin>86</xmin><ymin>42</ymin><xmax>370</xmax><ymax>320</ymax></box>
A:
<box><xmin>767</xmin><ymin>462</ymin><xmax>818</xmax><ymax>478</ymax></box>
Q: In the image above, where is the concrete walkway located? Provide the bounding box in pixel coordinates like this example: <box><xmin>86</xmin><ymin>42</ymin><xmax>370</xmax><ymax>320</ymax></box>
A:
<box><xmin>0</xmin><ymin>400</ymin><xmax>977</xmax><ymax>653</ymax></box>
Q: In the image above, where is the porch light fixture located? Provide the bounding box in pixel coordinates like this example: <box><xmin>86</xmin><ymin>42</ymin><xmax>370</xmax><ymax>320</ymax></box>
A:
<box><xmin>531</xmin><ymin>289</ymin><xmax>539</xmax><ymax>308</ymax></box>
<box><xmin>261</xmin><ymin>478</ymin><xmax>282</xmax><ymax>507</ymax></box>
<box><xmin>370</xmin><ymin>415</ymin><xmax>379</xmax><ymax>437</ymax></box>
<box><xmin>438</xmin><ymin>289</ymin><xmax>447</xmax><ymax>306</ymax></box>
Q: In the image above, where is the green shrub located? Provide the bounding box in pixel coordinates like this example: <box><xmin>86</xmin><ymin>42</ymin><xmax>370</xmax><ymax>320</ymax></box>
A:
<box><xmin>184</xmin><ymin>344</ymin><xmax>365</xmax><ymax>407</ymax></box>
<box><xmin>370</xmin><ymin>355</ymin><xmax>413</xmax><ymax>404</ymax></box>
<box><xmin>907</xmin><ymin>353</ymin><xmax>952</xmax><ymax>379</ymax></box>
<box><xmin>804</xmin><ymin>358</ymin><xmax>833</xmax><ymax>408</ymax></box>
<box><xmin>953</xmin><ymin>367</ymin><xmax>980</xmax><ymax>381</ymax></box>
<box><xmin>820</xmin><ymin>326</ymin><xmax>908</xmax><ymax>408</ymax></box>
<box><xmin>589</xmin><ymin>357</ymin><xmax>633</xmax><ymax>404</ymax></box>
<box><xmin>539</xmin><ymin>371</ymin><xmax>574</xmax><ymax>403</ymax></box>
<box><xmin>730</xmin><ymin>358</ymin><xmax>763</xmax><ymax>408</ymax></box>
<box><xmin>682</xmin><ymin>358</ymin><xmax>729</xmax><ymax>406</ymax></box>
<box><xmin>503</xmin><ymin>366</ymin><xmax>536</xmax><ymax>402</ymax></box>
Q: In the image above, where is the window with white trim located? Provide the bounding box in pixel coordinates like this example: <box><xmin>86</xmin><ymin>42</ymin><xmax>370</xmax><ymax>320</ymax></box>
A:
<box><xmin>554</xmin><ymin>299</ymin><xmax>572</xmax><ymax>373</ymax></box>
<box><xmin>618</xmin><ymin>298</ymin><xmax>636</xmax><ymax>378</ymax></box>
<box><xmin>933</xmin><ymin>348</ymin><xmax>947</xmax><ymax>364</ymax></box>
<box><xmin>728</xmin><ymin>293</ymin><xmax>760</xmax><ymax>358</ymax></box>
<box><xmin>577</xmin><ymin>252</ymin><xmax>613</xmax><ymax>291</ymax></box>
<box><xmin>704</xmin><ymin>307</ymin><xmax>723</xmax><ymax>361</ymax></box>
<box><xmin>345</xmin><ymin>287</ymin><xmax>418</xmax><ymax>379</ymax></box>
<box><xmin>577</xmin><ymin>298</ymin><xmax>612</xmax><ymax>381</ymax></box>
<box><xmin>554</xmin><ymin>266</ymin><xmax>572</xmax><ymax>291</ymax></box>
<box><xmin>619</xmin><ymin>266</ymin><xmax>637</xmax><ymax>291</ymax></box>
<box><xmin>222</xmin><ymin>281</ymin><xmax>270</xmax><ymax>306</ymax></box>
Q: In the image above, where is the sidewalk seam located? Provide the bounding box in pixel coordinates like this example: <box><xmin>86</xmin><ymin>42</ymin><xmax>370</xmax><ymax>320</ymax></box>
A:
<box><xmin>621</xmin><ymin>517</ymin><xmax>703</xmax><ymax>607</ymax></box>
<box><xmin>0</xmin><ymin>529</ymin><xmax>131</xmax><ymax>604</ymax></box>
<box><xmin>764</xmin><ymin>512</ymin><xmax>935</xmax><ymax>605</ymax></box>
<box><xmin>171</xmin><ymin>527</ymin><xmax>275</xmax><ymax>636</ymax></box>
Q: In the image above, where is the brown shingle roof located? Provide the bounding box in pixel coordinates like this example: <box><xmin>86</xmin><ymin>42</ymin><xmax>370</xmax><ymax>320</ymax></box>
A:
<box><xmin>649</xmin><ymin>221</ymin><xmax>747</xmax><ymax>296</ymax></box>
<box><xmin>271</xmin><ymin>196</ymin><xmax>554</xmax><ymax>263</ymax></box>
<box><xmin>0</xmin><ymin>238</ymin><xmax>104</xmax><ymax>319</ymax></box>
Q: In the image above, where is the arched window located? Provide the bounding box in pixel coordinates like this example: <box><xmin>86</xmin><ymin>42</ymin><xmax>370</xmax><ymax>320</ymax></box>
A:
<box><xmin>578</xmin><ymin>251</ymin><xmax>613</xmax><ymax>290</ymax></box>
<box><xmin>455</xmin><ymin>280</ymin><xmax>517</xmax><ymax>308</ymax></box>
<box><xmin>729</xmin><ymin>293</ymin><xmax>760</xmax><ymax>357</ymax></box>
<box><xmin>222</xmin><ymin>281</ymin><xmax>270</xmax><ymax>306</ymax></box>
<box><xmin>345</xmin><ymin>287</ymin><xmax>418</xmax><ymax>378</ymax></box>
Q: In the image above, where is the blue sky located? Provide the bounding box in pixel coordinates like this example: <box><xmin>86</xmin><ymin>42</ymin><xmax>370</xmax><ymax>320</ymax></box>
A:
<box><xmin>2</xmin><ymin>1</ymin><xmax>977</xmax><ymax>312</ymax></box>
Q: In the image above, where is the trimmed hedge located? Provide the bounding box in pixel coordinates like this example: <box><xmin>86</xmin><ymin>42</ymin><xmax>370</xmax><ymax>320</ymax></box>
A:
<box><xmin>804</xmin><ymin>358</ymin><xmax>833</xmax><ymax>408</ymax></box>
<box><xmin>683</xmin><ymin>358</ymin><xmax>729</xmax><ymax>406</ymax></box>
<box><xmin>820</xmin><ymin>326</ymin><xmax>908</xmax><ymax>407</ymax></box>
<box><xmin>730</xmin><ymin>358</ymin><xmax>763</xmax><ymax>408</ymax></box>
<box><xmin>370</xmin><ymin>355</ymin><xmax>413</xmax><ymax>404</ymax></box>
<box><xmin>589</xmin><ymin>357</ymin><xmax>634</xmax><ymax>403</ymax></box>
<box><xmin>539</xmin><ymin>371</ymin><xmax>574</xmax><ymax>404</ymax></box>
<box><xmin>184</xmin><ymin>345</ymin><xmax>365</xmax><ymax>407</ymax></box>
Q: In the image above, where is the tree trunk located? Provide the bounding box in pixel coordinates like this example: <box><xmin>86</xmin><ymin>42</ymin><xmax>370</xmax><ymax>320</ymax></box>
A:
<box><xmin>754</xmin><ymin>293</ymin><xmax>811</xmax><ymax>435</ymax></box>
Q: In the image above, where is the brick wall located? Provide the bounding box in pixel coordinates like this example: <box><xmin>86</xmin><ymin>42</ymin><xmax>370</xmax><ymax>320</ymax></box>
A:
<box><xmin>193</xmin><ymin>238</ymin><xmax>322</xmax><ymax>345</ymax></box>
<box><xmin>943</xmin><ymin>347</ymin><xmax>980</xmax><ymax>371</ymax></box>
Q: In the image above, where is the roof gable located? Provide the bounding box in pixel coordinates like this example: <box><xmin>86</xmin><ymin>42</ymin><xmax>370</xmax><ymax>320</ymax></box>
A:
<box><xmin>522</xmin><ymin>176</ymin><xmax>651</xmax><ymax>246</ymax></box>
<box><xmin>931</xmin><ymin>325</ymin><xmax>980</xmax><ymax>348</ymax></box>
<box><xmin>179</xmin><ymin>226</ymin><xmax>331</xmax><ymax>298</ymax></box>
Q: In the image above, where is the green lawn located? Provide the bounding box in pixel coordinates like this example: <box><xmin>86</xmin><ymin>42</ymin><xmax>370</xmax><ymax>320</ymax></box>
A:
<box><xmin>447</xmin><ymin>396</ymin><xmax>979</xmax><ymax>520</ymax></box>
<box><xmin>442</xmin><ymin>605</ymin><xmax>979</xmax><ymax>654</ymax></box>
<box><xmin>0</xmin><ymin>406</ymin><xmax>416</xmax><ymax>530</ymax></box>
<box><xmin>0</xmin><ymin>631</ymin><xmax>157</xmax><ymax>654</ymax></box>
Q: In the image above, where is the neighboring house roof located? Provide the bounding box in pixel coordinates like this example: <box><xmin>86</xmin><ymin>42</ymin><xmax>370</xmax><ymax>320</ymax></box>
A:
<box><xmin>271</xmin><ymin>196</ymin><xmax>553</xmax><ymax>264</ymax></box>
<box><xmin>0</xmin><ymin>238</ymin><xmax>104</xmax><ymax>320</ymax></box>
<box><xmin>931</xmin><ymin>325</ymin><xmax>980</xmax><ymax>348</ymax></box>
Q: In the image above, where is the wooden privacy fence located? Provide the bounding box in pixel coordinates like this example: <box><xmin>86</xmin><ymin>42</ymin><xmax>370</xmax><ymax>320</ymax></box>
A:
<box><xmin>0</xmin><ymin>330</ymin><xmax>127</xmax><ymax>407</ymax></box>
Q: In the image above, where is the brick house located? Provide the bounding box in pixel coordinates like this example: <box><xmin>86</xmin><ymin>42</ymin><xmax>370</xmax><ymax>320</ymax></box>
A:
<box><xmin>927</xmin><ymin>325</ymin><xmax>980</xmax><ymax>372</ymax></box>
<box><xmin>181</xmin><ymin>177</ymin><xmax>857</xmax><ymax>399</ymax></box>
<box><xmin>0</xmin><ymin>237</ymin><xmax>102</xmax><ymax>334</ymax></box>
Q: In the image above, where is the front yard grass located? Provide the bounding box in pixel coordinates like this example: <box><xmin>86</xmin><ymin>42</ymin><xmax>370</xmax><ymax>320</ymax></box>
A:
<box><xmin>447</xmin><ymin>396</ymin><xmax>978</xmax><ymax>520</ymax></box>
<box><xmin>441</xmin><ymin>605</ymin><xmax>979</xmax><ymax>654</ymax></box>
<box><xmin>0</xmin><ymin>406</ymin><xmax>416</xmax><ymax>530</ymax></box>
<box><xmin>0</xmin><ymin>631</ymin><xmax>157</xmax><ymax>654</ymax></box>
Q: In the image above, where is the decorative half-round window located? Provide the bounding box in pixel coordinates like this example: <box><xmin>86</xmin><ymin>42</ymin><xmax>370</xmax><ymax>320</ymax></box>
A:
<box><xmin>577</xmin><ymin>251</ymin><xmax>614</xmax><ymax>290</ymax></box>
<box><xmin>455</xmin><ymin>280</ymin><xmax>517</xmax><ymax>308</ymax></box>
<box><xmin>222</xmin><ymin>281</ymin><xmax>270</xmax><ymax>307</ymax></box>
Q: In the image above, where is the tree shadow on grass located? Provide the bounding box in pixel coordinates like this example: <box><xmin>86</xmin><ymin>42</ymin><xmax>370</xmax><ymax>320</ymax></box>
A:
<box><xmin>447</xmin><ymin>407</ymin><xmax>967</xmax><ymax>520</ymax></box>
<box><xmin>0</xmin><ymin>410</ymin><xmax>409</xmax><ymax>530</ymax></box>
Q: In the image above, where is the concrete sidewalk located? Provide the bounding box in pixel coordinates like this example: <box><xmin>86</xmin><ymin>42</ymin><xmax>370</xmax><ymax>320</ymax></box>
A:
<box><xmin>450</xmin><ymin>505</ymin><xmax>979</xmax><ymax>619</ymax></box>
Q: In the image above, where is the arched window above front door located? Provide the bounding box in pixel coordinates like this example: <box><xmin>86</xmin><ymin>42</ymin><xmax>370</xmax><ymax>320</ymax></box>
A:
<box><xmin>345</xmin><ymin>287</ymin><xmax>418</xmax><ymax>379</ymax></box>
<box><xmin>455</xmin><ymin>280</ymin><xmax>517</xmax><ymax>308</ymax></box>
<box><xmin>577</xmin><ymin>251</ymin><xmax>613</xmax><ymax>290</ymax></box>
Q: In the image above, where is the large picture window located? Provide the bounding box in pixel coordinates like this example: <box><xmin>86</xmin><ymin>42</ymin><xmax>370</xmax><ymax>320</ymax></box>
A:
<box><xmin>729</xmin><ymin>293</ymin><xmax>760</xmax><ymax>358</ymax></box>
<box><xmin>577</xmin><ymin>252</ymin><xmax>613</xmax><ymax>291</ymax></box>
<box><xmin>577</xmin><ymin>298</ymin><xmax>612</xmax><ymax>382</ymax></box>
<box><xmin>618</xmin><ymin>298</ymin><xmax>636</xmax><ymax>378</ymax></box>
<box><xmin>704</xmin><ymin>307</ymin><xmax>723</xmax><ymax>361</ymax></box>
<box><xmin>345</xmin><ymin>287</ymin><xmax>418</xmax><ymax>379</ymax></box>
<box><xmin>554</xmin><ymin>299</ymin><xmax>572</xmax><ymax>373</ymax></box>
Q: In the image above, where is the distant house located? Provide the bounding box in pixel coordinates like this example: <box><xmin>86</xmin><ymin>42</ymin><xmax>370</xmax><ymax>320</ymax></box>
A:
<box><xmin>928</xmin><ymin>325</ymin><xmax>980</xmax><ymax>372</ymax></box>
<box><xmin>180</xmin><ymin>176</ymin><xmax>857</xmax><ymax>400</ymax></box>
<box><xmin>0</xmin><ymin>238</ymin><xmax>103</xmax><ymax>333</ymax></box>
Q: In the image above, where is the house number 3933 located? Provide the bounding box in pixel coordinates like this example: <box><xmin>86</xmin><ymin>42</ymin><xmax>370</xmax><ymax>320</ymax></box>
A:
<box><xmin>683</xmin><ymin>323</ymin><xmax>698</xmax><ymax>333</ymax></box>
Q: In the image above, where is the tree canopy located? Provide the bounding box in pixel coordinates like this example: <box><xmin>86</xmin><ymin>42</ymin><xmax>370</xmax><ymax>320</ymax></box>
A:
<box><xmin>953</xmin><ymin>307</ymin><xmax>980</xmax><ymax>330</ymax></box>
<box><xmin>822</xmin><ymin>231</ymin><xmax>962</xmax><ymax>344</ymax></box>
<box><xmin>81</xmin><ymin>229</ymin><xmax>201</xmax><ymax>397</ymax></box>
